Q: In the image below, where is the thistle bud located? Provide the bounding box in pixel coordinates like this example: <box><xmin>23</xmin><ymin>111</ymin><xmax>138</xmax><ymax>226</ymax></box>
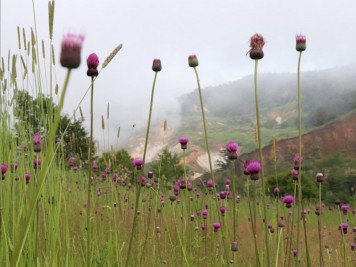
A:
<box><xmin>87</xmin><ymin>53</ymin><xmax>99</xmax><ymax>77</ymax></box>
<box><xmin>60</xmin><ymin>33</ymin><xmax>85</xmax><ymax>69</ymax></box>
<box><xmin>296</xmin><ymin>34</ymin><xmax>306</xmax><ymax>52</ymax></box>
<box><xmin>248</xmin><ymin>34</ymin><xmax>265</xmax><ymax>60</ymax></box>
<box><xmin>152</xmin><ymin>59</ymin><xmax>162</xmax><ymax>72</ymax></box>
<box><xmin>188</xmin><ymin>55</ymin><xmax>199</xmax><ymax>67</ymax></box>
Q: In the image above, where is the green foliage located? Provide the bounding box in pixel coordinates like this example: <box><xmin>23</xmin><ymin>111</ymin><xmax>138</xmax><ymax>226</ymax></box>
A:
<box><xmin>97</xmin><ymin>149</ymin><xmax>134</xmax><ymax>178</ymax></box>
<box><xmin>150</xmin><ymin>148</ymin><xmax>185</xmax><ymax>181</ymax></box>
<box><xmin>303</xmin><ymin>153</ymin><xmax>356</xmax><ymax>203</ymax></box>
<box><xmin>14</xmin><ymin>90</ymin><xmax>89</xmax><ymax>162</ymax></box>
<box><xmin>266</xmin><ymin>171</ymin><xmax>318</xmax><ymax>199</ymax></box>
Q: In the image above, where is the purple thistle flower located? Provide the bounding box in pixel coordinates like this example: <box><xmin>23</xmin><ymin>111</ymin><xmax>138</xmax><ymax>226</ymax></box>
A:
<box><xmin>341</xmin><ymin>204</ymin><xmax>349</xmax><ymax>215</ymax></box>
<box><xmin>341</xmin><ymin>221</ymin><xmax>348</xmax><ymax>234</ymax></box>
<box><xmin>226</xmin><ymin>141</ymin><xmax>238</xmax><ymax>153</ymax></box>
<box><xmin>273</xmin><ymin>187</ymin><xmax>280</xmax><ymax>195</ymax></box>
<box><xmin>248</xmin><ymin>33</ymin><xmax>265</xmax><ymax>60</ymax></box>
<box><xmin>226</xmin><ymin>141</ymin><xmax>239</xmax><ymax>160</ymax></box>
<box><xmin>296</xmin><ymin>34</ymin><xmax>306</xmax><ymax>52</ymax></box>
<box><xmin>225</xmin><ymin>179</ymin><xmax>231</xmax><ymax>186</ymax></box>
<box><xmin>246</xmin><ymin>160</ymin><xmax>261</xmax><ymax>180</ymax></box>
<box><xmin>202</xmin><ymin>209</ymin><xmax>208</xmax><ymax>219</ymax></box>
<box><xmin>293</xmin><ymin>153</ymin><xmax>301</xmax><ymax>169</ymax></box>
<box><xmin>92</xmin><ymin>162</ymin><xmax>99</xmax><ymax>171</ymax></box>
<box><xmin>25</xmin><ymin>172</ymin><xmax>31</xmax><ymax>184</ymax></box>
<box><xmin>33</xmin><ymin>132</ymin><xmax>42</xmax><ymax>152</ymax></box>
<box><xmin>68</xmin><ymin>156</ymin><xmax>76</xmax><ymax>166</ymax></box>
<box><xmin>212</xmin><ymin>222</ymin><xmax>221</xmax><ymax>232</ymax></box>
<box><xmin>206</xmin><ymin>179</ymin><xmax>214</xmax><ymax>188</ymax></box>
<box><xmin>132</xmin><ymin>158</ymin><xmax>143</xmax><ymax>170</ymax></box>
<box><xmin>201</xmin><ymin>223</ymin><xmax>206</xmax><ymax>231</ymax></box>
<box><xmin>60</xmin><ymin>33</ymin><xmax>85</xmax><ymax>69</ymax></box>
<box><xmin>292</xmin><ymin>249</ymin><xmax>298</xmax><ymax>257</ymax></box>
<box><xmin>1</xmin><ymin>163</ymin><xmax>8</xmax><ymax>179</ymax></box>
<box><xmin>87</xmin><ymin>53</ymin><xmax>99</xmax><ymax>77</ymax></box>
<box><xmin>283</xmin><ymin>195</ymin><xmax>294</xmax><ymax>208</ymax></box>
<box><xmin>246</xmin><ymin>160</ymin><xmax>260</xmax><ymax>174</ymax></box>
<box><xmin>220</xmin><ymin>205</ymin><xmax>227</xmax><ymax>215</ymax></box>
<box><xmin>73</xmin><ymin>166</ymin><xmax>79</xmax><ymax>172</ymax></box>
<box><xmin>179</xmin><ymin>136</ymin><xmax>189</xmax><ymax>149</ymax></box>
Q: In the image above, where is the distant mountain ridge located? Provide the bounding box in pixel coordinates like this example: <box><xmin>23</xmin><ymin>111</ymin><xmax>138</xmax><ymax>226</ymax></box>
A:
<box><xmin>128</xmin><ymin>65</ymin><xmax>356</xmax><ymax>175</ymax></box>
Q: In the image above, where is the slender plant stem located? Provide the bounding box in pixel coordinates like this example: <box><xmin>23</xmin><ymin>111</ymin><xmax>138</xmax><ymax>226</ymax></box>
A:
<box><xmin>231</xmin><ymin>161</ymin><xmax>237</xmax><ymax>242</ymax></box>
<box><xmin>275</xmin><ymin>228</ymin><xmax>283</xmax><ymax>267</ymax></box>
<box><xmin>86</xmin><ymin>76</ymin><xmax>95</xmax><ymax>267</ymax></box>
<box><xmin>11</xmin><ymin>69</ymin><xmax>72</xmax><ymax>267</ymax></box>
<box><xmin>296</xmin><ymin>51</ymin><xmax>311</xmax><ymax>267</ymax></box>
<box><xmin>247</xmin><ymin>180</ymin><xmax>260</xmax><ymax>267</ymax></box>
<box><xmin>318</xmin><ymin>183</ymin><xmax>324</xmax><ymax>267</ymax></box>
<box><xmin>253</xmin><ymin>59</ymin><xmax>270</xmax><ymax>266</ymax></box>
<box><xmin>126</xmin><ymin>71</ymin><xmax>158</xmax><ymax>267</ymax></box>
<box><xmin>193</xmin><ymin>66</ymin><xmax>229</xmax><ymax>263</ymax></box>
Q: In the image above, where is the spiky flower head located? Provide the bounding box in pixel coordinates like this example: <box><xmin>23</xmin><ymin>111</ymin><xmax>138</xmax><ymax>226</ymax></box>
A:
<box><xmin>179</xmin><ymin>136</ymin><xmax>189</xmax><ymax>149</ymax></box>
<box><xmin>188</xmin><ymin>55</ymin><xmax>199</xmax><ymax>67</ymax></box>
<box><xmin>248</xmin><ymin>33</ymin><xmax>265</xmax><ymax>60</ymax></box>
<box><xmin>25</xmin><ymin>172</ymin><xmax>31</xmax><ymax>184</ymax></box>
<box><xmin>243</xmin><ymin>160</ymin><xmax>251</xmax><ymax>175</ymax></box>
<box><xmin>219</xmin><ymin>205</ymin><xmax>227</xmax><ymax>215</ymax></box>
<box><xmin>293</xmin><ymin>153</ymin><xmax>301</xmax><ymax>168</ymax></box>
<box><xmin>246</xmin><ymin>160</ymin><xmax>261</xmax><ymax>180</ymax></box>
<box><xmin>212</xmin><ymin>222</ymin><xmax>221</xmax><ymax>232</ymax></box>
<box><xmin>295</xmin><ymin>34</ymin><xmax>306</xmax><ymax>52</ymax></box>
<box><xmin>341</xmin><ymin>221</ymin><xmax>348</xmax><ymax>234</ymax></box>
<box><xmin>68</xmin><ymin>156</ymin><xmax>76</xmax><ymax>166</ymax></box>
<box><xmin>273</xmin><ymin>187</ymin><xmax>280</xmax><ymax>195</ymax></box>
<box><xmin>33</xmin><ymin>132</ymin><xmax>42</xmax><ymax>152</ymax></box>
<box><xmin>132</xmin><ymin>158</ymin><xmax>143</xmax><ymax>170</ymax></box>
<box><xmin>87</xmin><ymin>53</ymin><xmax>99</xmax><ymax>77</ymax></box>
<box><xmin>202</xmin><ymin>209</ymin><xmax>208</xmax><ymax>218</ymax></box>
<box><xmin>292</xmin><ymin>249</ymin><xmax>298</xmax><ymax>257</ymax></box>
<box><xmin>341</xmin><ymin>204</ymin><xmax>349</xmax><ymax>215</ymax></box>
<box><xmin>1</xmin><ymin>163</ymin><xmax>8</xmax><ymax>177</ymax></box>
<box><xmin>152</xmin><ymin>58</ymin><xmax>162</xmax><ymax>72</ymax></box>
<box><xmin>226</xmin><ymin>141</ymin><xmax>239</xmax><ymax>160</ymax></box>
<box><xmin>283</xmin><ymin>195</ymin><xmax>294</xmax><ymax>208</ymax></box>
<box><xmin>60</xmin><ymin>33</ymin><xmax>85</xmax><ymax>69</ymax></box>
<box><xmin>92</xmin><ymin>162</ymin><xmax>99</xmax><ymax>171</ymax></box>
<box><xmin>206</xmin><ymin>179</ymin><xmax>214</xmax><ymax>188</ymax></box>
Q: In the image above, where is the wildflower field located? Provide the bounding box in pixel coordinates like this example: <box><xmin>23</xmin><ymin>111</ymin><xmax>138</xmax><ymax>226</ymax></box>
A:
<box><xmin>1</xmin><ymin>1</ymin><xmax>356</xmax><ymax>267</ymax></box>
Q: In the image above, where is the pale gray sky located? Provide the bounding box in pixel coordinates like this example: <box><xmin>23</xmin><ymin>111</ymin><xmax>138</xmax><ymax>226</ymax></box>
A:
<box><xmin>1</xmin><ymin>0</ymin><xmax>356</xmax><ymax>148</ymax></box>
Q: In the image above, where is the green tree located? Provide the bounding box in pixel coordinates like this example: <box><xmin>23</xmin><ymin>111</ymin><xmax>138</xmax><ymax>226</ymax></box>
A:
<box><xmin>14</xmin><ymin>90</ymin><xmax>89</xmax><ymax>162</ymax></box>
<box><xmin>150</xmin><ymin>148</ymin><xmax>185</xmax><ymax>181</ymax></box>
<box><xmin>266</xmin><ymin>171</ymin><xmax>318</xmax><ymax>199</ymax></box>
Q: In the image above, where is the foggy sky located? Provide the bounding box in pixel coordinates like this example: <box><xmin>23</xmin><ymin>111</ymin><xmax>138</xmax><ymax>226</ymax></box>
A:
<box><xmin>1</xmin><ymin>0</ymin><xmax>356</xmax><ymax>149</ymax></box>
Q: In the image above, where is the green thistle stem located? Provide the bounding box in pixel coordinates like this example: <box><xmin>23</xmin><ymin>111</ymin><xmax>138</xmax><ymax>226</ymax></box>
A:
<box><xmin>86</xmin><ymin>76</ymin><xmax>95</xmax><ymax>267</ymax></box>
<box><xmin>253</xmin><ymin>59</ymin><xmax>271</xmax><ymax>266</ymax></box>
<box><xmin>11</xmin><ymin>69</ymin><xmax>72</xmax><ymax>267</ymax></box>
<box><xmin>193</xmin><ymin>66</ymin><xmax>229</xmax><ymax>264</ymax></box>
<box><xmin>231</xmin><ymin>161</ymin><xmax>237</xmax><ymax>242</ymax></box>
<box><xmin>126</xmin><ymin>71</ymin><xmax>158</xmax><ymax>267</ymax></box>
<box><xmin>296</xmin><ymin>51</ymin><xmax>311</xmax><ymax>267</ymax></box>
